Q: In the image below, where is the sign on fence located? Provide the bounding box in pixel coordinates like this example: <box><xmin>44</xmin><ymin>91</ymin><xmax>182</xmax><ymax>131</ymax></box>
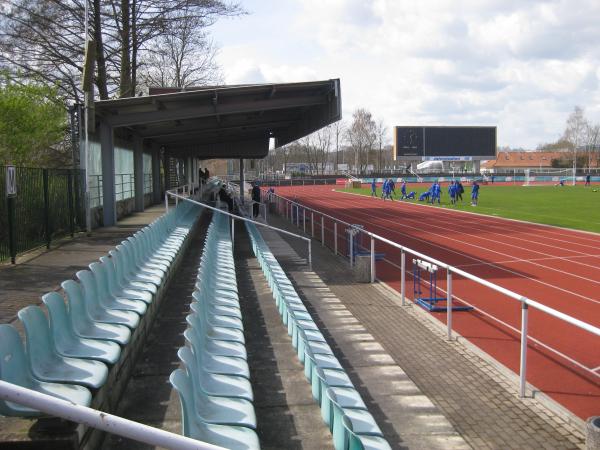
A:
<box><xmin>6</xmin><ymin>165</ymin><xmax>16</xmax><ymax>197</ymax></box>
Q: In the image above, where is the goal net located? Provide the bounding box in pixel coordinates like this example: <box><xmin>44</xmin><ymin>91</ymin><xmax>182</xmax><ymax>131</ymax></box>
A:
<box><xmin>523</xmin><ymin>168</ymin><xmax>575</xmax><ymax>186</ymax></box>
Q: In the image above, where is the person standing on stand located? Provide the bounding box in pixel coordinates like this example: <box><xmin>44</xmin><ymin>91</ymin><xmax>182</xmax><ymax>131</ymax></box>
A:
<box><xmin>251</xmin><ymin>181</ymin><xmax>261</xmax><ymax>218</ymax></box>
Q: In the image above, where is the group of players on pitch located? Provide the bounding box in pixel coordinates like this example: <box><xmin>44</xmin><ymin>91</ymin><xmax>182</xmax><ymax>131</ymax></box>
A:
<box><xmin>371</xmin><ymin>179</ymin><xmax>480</xmax><ymax>206</ymax></box>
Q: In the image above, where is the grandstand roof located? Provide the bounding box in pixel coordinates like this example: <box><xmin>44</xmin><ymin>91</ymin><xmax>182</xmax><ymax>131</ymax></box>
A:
<box><xmin>94</xmin><ymin>79</ymin><xmax>341</xmax><ymax>159</ymax></box>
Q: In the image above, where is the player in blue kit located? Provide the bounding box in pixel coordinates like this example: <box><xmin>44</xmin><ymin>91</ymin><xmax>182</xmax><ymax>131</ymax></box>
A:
<box><xmin>371</xmin><ymin>179</ymin><xmax>377</xmax><ymax>197</ymax></box>
<box><xmin>471</xmin><ymin>181</ymin><xmax>480</xmax><ymax>206</ymax></box>
<box><xmin>400</xmin><ymin>180</ymin><xmax>407</xmax><ymax>199</ymax></box>
<box><xmin>381</xmin><ymin>179</ymin><xmax>388</xmax><ymax>199</ymax></box>
<box><xmin>448</xmin><ymin>181</ymin><xmax>456</xmax><ymax>205</ymax></box>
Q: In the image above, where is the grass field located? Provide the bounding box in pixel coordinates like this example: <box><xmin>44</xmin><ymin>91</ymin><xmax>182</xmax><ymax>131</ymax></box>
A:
<box><xmin>339</xmin><ymin>184</ymin><xmax>600</xmax><ymax>233</ymax></box>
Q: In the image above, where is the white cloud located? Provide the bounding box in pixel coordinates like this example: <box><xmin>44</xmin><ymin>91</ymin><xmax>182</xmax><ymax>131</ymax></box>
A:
<box><xmin>211</xmin><ymin>0</ymin><xmax>600</xmax><ymax>148</ymax></box>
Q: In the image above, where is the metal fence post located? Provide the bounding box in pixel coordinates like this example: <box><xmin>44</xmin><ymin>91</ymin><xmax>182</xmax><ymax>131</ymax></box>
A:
<box><xmin>231</xmin><ymin>218</ymin><xmax>235</xmax><ymax>245</ymax></box>
<box><xmin>334</xmin><ymin>222</ymin><xmax>337</xmax><ymax>255</ymax></box>
<box><xmin>311</xmin><ymin>212</ymin><xmax>314</xmax><ymax>237</ymax></box>
<box><xmin>7</xmin><ymin>195</ymin><xmax>16</xmax><ymax>264</ymax></box>
<box><xmin>370</xmin><ymin>236</ymin><xmax>375</xmax><ymax>283</ymax></box>
<box><xmin>67</xmin><ymin>172</ymin><xmax>75</xmax><ymax>237</ymax></box>
<box><xmin>401</xmin><ymin>250</ymin><xmax>406</xmax><ymax>306</ymax></box>
<box><xmin>308</xmin><ymin>240</ymin><xmax>312</xmax><ymax>270</ymax></box>
<box><xmin>349</xmin><ymin>228</ymin><xmax>354</xmax><ymax>267</ymax></box>
<box><xmin>321</xmin><ymin>216</ymin><xmax>324</xmax><ymax>247</ymax></box>
<box><xmin>519</xmin><ymin>303</ymin><xmax>529</xmax><ymax>398</ymax></box>
<box><xmin>165</xmin><ymin>192</ymin><xmax>169</xmax><ymax>212</ymax></box>
<box><xmin>446</xmin><ymin>271</ymin><xmax>453</xmax><ymax>340</ymax></box>
<box><xmin>303</xmin><ymin>208</ymin><xmax>306</xmax><ymax>233</ymax></box>
<box><xmin>43</xmin><ymin>169</ymin><xmax>51</xmax><ymax>249</ymax></box>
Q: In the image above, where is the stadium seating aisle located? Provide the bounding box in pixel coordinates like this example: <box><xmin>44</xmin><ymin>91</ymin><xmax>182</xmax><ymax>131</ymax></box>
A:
<box><xmin>0</xmin><ymin>200</ymin><xmax>202</xmax><ymax>419</ymax></box>
<box><xmin>170</xmin><ymin>206</ymin><xmax>260</xmax><ymax>450</ymax></box>
<box><xmin>244</xmin><ymin>220</ymin><xmax>392</xmax><ymax>450</ymax></box>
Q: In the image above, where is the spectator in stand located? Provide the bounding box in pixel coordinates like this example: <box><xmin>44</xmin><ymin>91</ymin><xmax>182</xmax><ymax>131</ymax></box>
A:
<box><xmin>251</xmin><ymin>181</ymin><xmax>262</xmax><ymax>218</ymax></box>
<box><xmin>204</xmin><ymin>168</ymin><xmax>210</xmax><ymax>180</ymax></box>
<box><xmin>218</xmin><ymin>183</ymin><xmax>234</xmax><ymax>212</ymax></box>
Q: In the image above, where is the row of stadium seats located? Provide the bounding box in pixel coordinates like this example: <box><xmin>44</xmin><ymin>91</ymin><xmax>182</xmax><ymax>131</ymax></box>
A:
<box><xmin>170</xmin><ymin>207</ymin><xmax>260</xmax><ymax>450</ymax></box>
<box><xmin>245</xmin><ymin>221</ymin><xmax>392</xmax><ymax>450</ymax></box>
<box><xmin>0</xmin><ymin>201</ymin><xmax>202</xmax><ymax>417</ymax></box>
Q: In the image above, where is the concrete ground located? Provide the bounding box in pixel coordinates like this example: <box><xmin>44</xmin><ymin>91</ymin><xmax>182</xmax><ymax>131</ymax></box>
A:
<box><xmin>0</xmin><ymin>204</ymin><xmax>167</xmax><ymax>324</ymax></box>
<box><xmin>261</xmin><ymin>212</ymin><xmax>587</xmax><ymax>450</ymax></box>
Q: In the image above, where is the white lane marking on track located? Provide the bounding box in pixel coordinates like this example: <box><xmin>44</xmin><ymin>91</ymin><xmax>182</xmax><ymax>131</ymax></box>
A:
<box><xmin>329</xmin><ymin>193</ymin><xmax>600</xmax><ymax>288</ymax></box>
<box><xmin>455</xmin><ymin>253</ymin><xmax>600</xmax><ymax>268</ymax></box>
<box><xmin>381</xmin><ymin>257</ymin><xmax>600</xmax><ymax>376</ymax></box>
<box><xmin>302</xmin><ymin>193</ymin><xmax>600</xmax><ymax>306</ymax></box>
<box><xmin>339</xmin><ymin>189</ymin><xmax>600</xmax><ymax>265</ymax></box>
<box><xmin>338</xmin><ymin>187</ymin><xmax>600</xmax><ymax>246</ymax></box>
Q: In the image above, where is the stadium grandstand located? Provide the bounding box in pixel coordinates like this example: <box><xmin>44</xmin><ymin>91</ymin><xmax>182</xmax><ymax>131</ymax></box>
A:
<box><xmin>1</xmin><ymin>79</ymin><xmax>598</xmax><ymax>450</ymax></box>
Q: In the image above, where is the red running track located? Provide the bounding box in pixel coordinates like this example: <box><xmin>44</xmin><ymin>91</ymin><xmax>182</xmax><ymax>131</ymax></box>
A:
<box><xmin>272</xmin><ymin>185</ymin><xmax>600</xmax><ymax>420</ymax></box>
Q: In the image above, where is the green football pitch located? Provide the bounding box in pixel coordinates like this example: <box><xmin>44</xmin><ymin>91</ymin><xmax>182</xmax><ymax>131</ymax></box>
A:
<box><xmin>339</xmin><ymin>184</ymin><xmax>600</xmax><ymax>234</ymax></box>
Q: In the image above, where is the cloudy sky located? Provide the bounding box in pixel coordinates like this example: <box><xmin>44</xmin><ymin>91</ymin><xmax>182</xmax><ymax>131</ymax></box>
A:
<box><xmin>211</xmin><ymin>0</ymin><xmax>600</xmax><ymax>148</ymax></box>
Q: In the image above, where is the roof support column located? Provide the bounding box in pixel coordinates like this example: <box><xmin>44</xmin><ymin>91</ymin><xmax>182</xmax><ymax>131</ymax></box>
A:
<box><xmin>100</xmin><ymin>121</ymin><xmax>116</xmax><ymax>226</ymax></box>
<box><xmin>151</xmin><ymin>145</ymin><xmax>162</xmax><ymax>204</ymax></box>
<box><xmin>473</xmin><ymin>160</ymin><xmax>480</xmax><ymax>174</ymax></box>
<box><xmin>239</xmin><ymin>158</ymin><xmax>245</xmax><ymax>204</ymax></box>
<box><xmin>186</xmin><ymin>156</ymin><xmax>192</xmax><ymax>189</ymax></box>
<box><xmin>133</xmin><ymin>135</ymin><xmax>144</xmax><ymax>212</ymax></box>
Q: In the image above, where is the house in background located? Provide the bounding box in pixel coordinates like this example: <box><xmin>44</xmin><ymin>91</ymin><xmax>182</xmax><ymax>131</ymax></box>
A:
<box><xmin>481</xmin><ymin>151</ymin><xmax>598</xmax><ymax>173</ymax></box>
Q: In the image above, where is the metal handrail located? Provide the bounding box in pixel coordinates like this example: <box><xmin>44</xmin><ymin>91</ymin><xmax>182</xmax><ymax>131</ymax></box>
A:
<box><xmin>266</xmin><ymin>191</ymin><xmax>600</xmax><ymax>398</ymax></box>
<box><xmin>166</xmin><ymin>191</ymin><xmax>312</xmax><ymax>269</ymax></box>
<box><xmin>0</xmin><ymin>380</ymin><xmax>224</xmax><ymax>450</ymax></box>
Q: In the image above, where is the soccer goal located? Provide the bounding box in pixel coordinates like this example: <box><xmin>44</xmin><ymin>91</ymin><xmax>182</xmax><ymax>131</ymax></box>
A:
<box><xmin>523</xmin><ymin>168</ymin><xmax>575</xmax><ymax>186</ymax></box>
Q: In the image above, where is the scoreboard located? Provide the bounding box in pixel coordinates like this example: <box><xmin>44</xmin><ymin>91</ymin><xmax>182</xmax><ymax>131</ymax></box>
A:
<box><xmin>394</xmin><ymin>126</ymin><xmax>496</xmax><ymax>160</ymax></box>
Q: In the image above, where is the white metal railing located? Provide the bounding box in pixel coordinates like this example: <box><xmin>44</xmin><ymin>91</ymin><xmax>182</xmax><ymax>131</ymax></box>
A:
<box><xmin>0</xmin><ymin>380</ymin><xmax>224</xmax><ymax>450</ymax></box>
<box><xmin>265</xmin><ymin>191</ymin><xmax>600</xmax><ymax>398</ymax></box>
<box><xmin>166</xmin><ymin>192</ymin><xmax>312</xmax><ymax>269</ymax></box>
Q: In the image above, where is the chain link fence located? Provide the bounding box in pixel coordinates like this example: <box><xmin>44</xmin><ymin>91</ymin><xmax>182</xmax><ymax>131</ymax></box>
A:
<box><xmin>0</xmin><ymin>166</ymin><xmax>85</xmax><ymax>263</ymax></box>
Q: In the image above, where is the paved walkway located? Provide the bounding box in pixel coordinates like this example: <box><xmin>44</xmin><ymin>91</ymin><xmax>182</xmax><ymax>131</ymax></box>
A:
<box><xmin>261</xmin><ymin>214</ymin><xmax>586</xmax><ymax>450</ymax></box>
<box><xmin>0</xmin><ymin>205</ymin><xmax>166</xmax><ymax>324</ymax></box>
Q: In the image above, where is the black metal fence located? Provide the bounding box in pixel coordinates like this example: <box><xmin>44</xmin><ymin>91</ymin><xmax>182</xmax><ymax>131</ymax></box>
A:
<box><xmin>0</xmin><ymin>166</ymin><xmax>85</xmax><ymax>263</ymax></box>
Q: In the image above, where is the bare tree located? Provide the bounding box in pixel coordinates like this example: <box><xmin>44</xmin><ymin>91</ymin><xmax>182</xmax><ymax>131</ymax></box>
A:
<box><xmin>141</xmin><ymin>19</ymin><xmax>223</xmax><ymax>89</ymax></box>
<box><xmin>314</xmin><ymin>125</ymin><xmax>333</xmax><ymax>175</ymax></box>
<box><xmin>375</xmin><ymin>119</ymin><xmax>387</xmax><ymax>172</ymax></box>
<box><xmin>0</xmin><ymin>0</ymin><xmax>242</xmax><ymax>101</ymax></box>
<box><xmin>347</xmin><ymin>108</ymin><xmax>376</xmax><ymax>174</ymax></box>
<box><xmin>585</xmin><ymin>123</ymin><xmax>600</xmax><ymax>170</ymax></box>
<box><xmin>562</xmin><ymin>106</ymin><xmax>589</xmax><ymax>178</ymax></box>
<box><xmin>332</xmin><ymin>120</ymin><xmax>345</xmax><ymax>172</ymax></box>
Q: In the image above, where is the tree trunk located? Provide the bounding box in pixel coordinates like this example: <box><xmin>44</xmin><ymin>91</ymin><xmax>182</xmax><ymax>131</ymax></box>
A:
<box><xmin>119</xmin><ymin>0</ymin><xmax>132</xmax><ymax>97</ymax></box>
<box><xmin>93</xmin><ymin>0</ymin><xmax>109</xmax><ymax>99</ymax></box>
<box><xmin>131</xmin><ymin>0</ymin><xmax>138</xmax><ymax>96</ymax></box>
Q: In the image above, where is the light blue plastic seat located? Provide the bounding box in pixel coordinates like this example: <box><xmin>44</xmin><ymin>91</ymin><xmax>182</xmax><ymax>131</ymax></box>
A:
<box><xmin>89</xmin><ymin>262</ymin><xmax>147</xmax><ymax>315</ymax></box>
<box><xmin>183</xmin><ymin>328</ymin><xmax>249</xmax><ymax>379</ymax></box>
<box><xmin>189</xmin><ymin>301</ymin><xmax>244</xmax><ymax>334</ymax></box>
<box><xmin>126</xmin><ymin>236</ymin><xmax>169</xmax><ymax>273</ymax></box>
<box><xmin>42</xmin><ymin>292</ymin><xmax>121</xmax><ymax>365</ymax></box>
<box><xmin>345</xmin><ymin>416</ymin><xmax>392</xmax><ymax>450</ymax></box>
<box><xmin>62</xmin><ymin>280</ymin><xmax>131</xmax><ymax>345</ymax></box>
<box><xmin>186</xmin><ymin>314</ymin><xmax>247</xmax><ymax>359</ymax></box>
<box><xmin>100</xmin><ymin>256</ymin><xmax>153</xmax><ymax>305</ymax></box>
<box><xmin>76</xmin><ymin>270</ymin><xmax>140</xmax><ymax>329</ymax></box>
<box><xmin>179</xmin><ymin>346</ymin><xmax>253</xmax><ymax>401</ymax></box>
<box><xmin>108</xmin><ymin>249</ymin><xmax>157</xmax><ymax>295</ymax></box>
<box><xmin>170</xmin><ymin>369</ymin><xmax>259</xmax><ymax>450</ymax></box>
<box><xmin>121</xmin><ymin>240</ymin><xmax>166</xmax><ymax>281</ymax></box>
<box><xmin>18</xmin><ymin>306</ymin><xmax>109</xmax><ymax>389</ymax></box>
<box><xmin>191</xmin><ymin>291</ymin><xmax>241</xmax><ymax>319</ymax></box>
<box><xmin>331</xmin><ymin>396</ymin><xmax>383</xmax><ymax>450</ymax></box>
<box><xmin>175</xmin><ymin>363</ymin><xmax>256</xmax><ymax>429</ymax></box>
<box><xmin>112</xmin><ymin>246</ymin><xmax>162</xmax><ymax>289</ymax></box>
<box><xmin>0</xmin><ymin>325</ymin><xmax>92</xmax><ymax>417</ymax></box>
<box><xmin>322</xmin><ymin>386</ymin><xmax>367</xmax><ymax>428</ymax></box>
